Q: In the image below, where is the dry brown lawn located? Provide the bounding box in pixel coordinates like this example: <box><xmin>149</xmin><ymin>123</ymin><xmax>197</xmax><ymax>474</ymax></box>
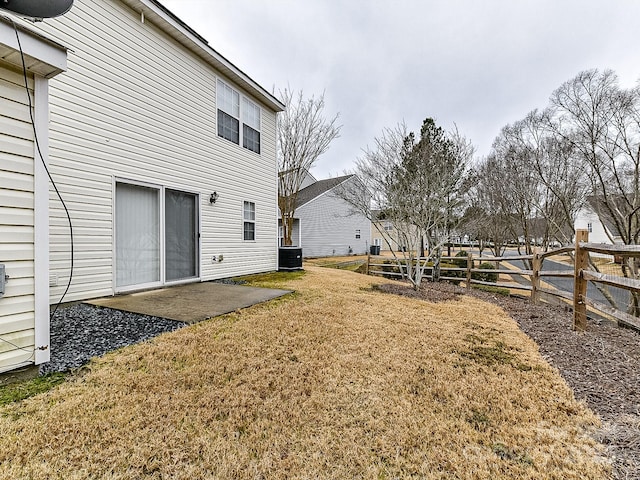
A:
<box><xmin>0</xmin><ymin>266</ymin><xmax>610</xmax><ymax>479</ymax></box>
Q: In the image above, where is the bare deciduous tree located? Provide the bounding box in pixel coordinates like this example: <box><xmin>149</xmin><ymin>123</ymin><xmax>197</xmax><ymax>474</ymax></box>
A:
<box><xmin>464</xmin><ymin>160</ymin><xmax>514</xmax><ymax>258</ymax></box>
<box><xmin>338</xmin><ymin>118</ymin><xmax>473</xmax><ymax>288</ymax></box>
<box><xmin>550</xmin><ymin>69</ymin><xmax>640</xmax><ymax>246</ymax></box>
<box><xmin>277</xmin><ymin>88</ymin><xmax>341</xmax><ymax>245</ymax></box>
<box><xmin>549</xmin><ymin>68</ymin><xmax>640</xmax><ymax>314</ymax></box>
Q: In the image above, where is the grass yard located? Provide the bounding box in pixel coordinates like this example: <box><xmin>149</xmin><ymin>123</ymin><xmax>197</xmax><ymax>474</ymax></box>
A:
<box><xmin>0</xmin><ymin>266</ymin><xmax>609</xmax><ymax>479</ymax></box>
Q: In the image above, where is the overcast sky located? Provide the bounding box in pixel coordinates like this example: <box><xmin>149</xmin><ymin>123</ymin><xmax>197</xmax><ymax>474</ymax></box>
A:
<box><xmin>161</xmin><ymin>0</ymin><xmax>640</xmax><ymax>179</ymax></box>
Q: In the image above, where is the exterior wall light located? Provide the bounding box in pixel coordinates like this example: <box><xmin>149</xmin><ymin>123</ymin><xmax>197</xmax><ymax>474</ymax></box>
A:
<box><xmin>209</xmin><ymin>191</ymin><xmax>219</xmax><ymax>204</ymax></box>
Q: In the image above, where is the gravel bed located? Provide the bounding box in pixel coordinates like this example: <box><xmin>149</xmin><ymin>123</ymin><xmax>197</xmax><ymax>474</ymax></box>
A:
<box><xmin>377</xmin><ymin>281</ymin><xmax>640</xmax><ymax>480</ymax></box>
<box><xmin>40</xmin><ymin>303</ymin><xmax>186</xmax><ymax>375</ymax></box>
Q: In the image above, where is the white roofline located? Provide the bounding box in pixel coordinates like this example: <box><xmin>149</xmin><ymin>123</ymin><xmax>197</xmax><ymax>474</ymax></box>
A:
<box><xmin>121</xmin><ymin>0</ymin><xmax>284</xmax><ymax>112</ymax></box>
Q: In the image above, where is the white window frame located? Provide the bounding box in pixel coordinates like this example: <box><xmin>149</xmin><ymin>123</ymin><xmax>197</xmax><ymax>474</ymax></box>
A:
<box><xmin>243</xmin><ymin>200</ymin><xmax>256</xmax><ymax>241</ymax></box>
<box><xmin>217</xmin><ymin>79</ymin><xmax>261</xmax><ymax>154</ymax></box>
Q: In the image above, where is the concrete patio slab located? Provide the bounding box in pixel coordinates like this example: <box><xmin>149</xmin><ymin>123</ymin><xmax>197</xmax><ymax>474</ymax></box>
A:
<box><xmin>85</xmin><ymin>282</ymin><xmax>291</xmax><ymax>323</ymax></box>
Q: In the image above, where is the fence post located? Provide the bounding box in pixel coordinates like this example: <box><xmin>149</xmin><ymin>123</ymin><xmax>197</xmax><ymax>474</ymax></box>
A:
<box><xmin>531</xmin><ymin>248</ymin><xmax>541</xmax><ymax>304</ymax></box>
<box><xmin>573</xmin><ymin>229</ymin><xmax>589</xmax><ymax>331</ymax></box>
<box><xmin>366</xmin><ymin>252</ymin><xmax>370</xmax><ymax>276</ymax></box>
<box><xmin>466</xmin><ymin>252</ymin><xmax>473</xmax><ymax>289</ymax></box>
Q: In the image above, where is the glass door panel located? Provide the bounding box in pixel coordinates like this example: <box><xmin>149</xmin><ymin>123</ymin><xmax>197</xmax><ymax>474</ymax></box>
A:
<box><xmin>165</xmin><ymin>189</ymin><xmax>198</xmax><ymax>281</ymax></box>
<box><xmin>115</xmin><ymin>183</ymin><xmax>160</xmax><ymax>288</ymax></box>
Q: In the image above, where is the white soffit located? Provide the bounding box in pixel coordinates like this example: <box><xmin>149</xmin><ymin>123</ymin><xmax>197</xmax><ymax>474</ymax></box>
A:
<box><xmin>0</xmin><ymin>15</ymin><xmax>67</xmax><ymax>78</ymax></box>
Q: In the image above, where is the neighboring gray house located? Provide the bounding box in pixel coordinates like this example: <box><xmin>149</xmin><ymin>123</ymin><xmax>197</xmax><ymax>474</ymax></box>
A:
<box><xmin>0</xmin><ymin>0</ymin><xmax>284</xmax><ymax>373</ymax></box>
<box><xmin>280</xmin><ymin>174</ymin><xmax>370</xmax><ymax>258</ymax></box>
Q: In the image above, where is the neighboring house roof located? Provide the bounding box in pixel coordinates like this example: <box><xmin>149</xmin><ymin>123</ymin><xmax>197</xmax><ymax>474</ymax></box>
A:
<box><xmin>295</xmin><ymin>174</ymin><xmax>354</xmax><ymax>209</ymax></box>
<box><xmin>584</xmin><ymin>196</ymin><xmax>625</xmax><ymax>238</ymax></box>
<box><xmin>121</xmin><ymin>0</ymin><xmax>284</xmax><ymax>112</ymax></box>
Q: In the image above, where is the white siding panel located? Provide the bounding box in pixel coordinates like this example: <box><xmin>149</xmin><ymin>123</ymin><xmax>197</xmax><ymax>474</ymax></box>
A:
<box><xmin>0</xmin><ymin>63</ymin><xmax>36</xmax><ymax>373</ymax></box>
<box><xmin>0</xmin><ymin>329</ymin><xmax>33</xmax><ymax>355</ymax></box>
<box><xmin>3</xmin><ymin>277</ymin><xmax>34</xmax><ymax>297</ymax></box>
<box><xmin>0</xmin><ymin>75</ymin><xmax>32</xmax><ymax>104</ymax></box>
<box><xmin>1</xmin><ymin>242</ymin><xmax>34</xmax><ymax>264</ymax></box>
<box><xmin>0</xmin><ymin>132</ymin><xmax>33</xmax><ymax>158</ymax></box>
<box><xmin>1</xmin><ymin>96</ymin><xmax>32</xmax><ymax>123</ymax></box>
<box><xmin>26</xmin><ymin>0</ymin><xmax>279</xmax><ymax>302</ymax></box>
<box><xmin>0</xmin><ymin>295</ymin><xmax>34</xmax><ymax>317</ymax></box>
<box><xmin>0</xmin><ymin>260</ymin><xmax>33</xmax><ymax>280</ymax></box>
<box><xmin>1</xmin><ymin>152</ymin><xmax>33</xmax><ymax>175</ymax></box>
<box><xmin>0</xmin><ymin>67</ymin><xmax>34</xmax><ymax>90</ymax></box>
<box><xmin>297</xmin><ymin>180</ymin><xmax>371</xmax><ymax>258</ymax></box>
<box><xmin>0</xmin><ymin>312</ymin><xmax>33</xmax><ymax>335</ymax></box>
<box><xmin>0</xmin><ymin>348</ymin><xmax>34</xmax><ymax>374</ymax></box>
<box><xmin>0</xmin><ymin>170</ymin><xmax>33</xmax><ymax>193</ymax></box>
<box><xmin>0</xmin><ymin>206</ymin><xmax>34</xmax><ymax>227</ymax></box>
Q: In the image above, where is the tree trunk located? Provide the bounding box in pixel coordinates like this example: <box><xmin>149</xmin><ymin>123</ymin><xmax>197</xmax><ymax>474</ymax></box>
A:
<box><xmin>432</xmin><ymin>246</ymin><xmax>441</xmax><ymax>283</ymax></box>
<box><xmin>282</xmin><ymin>214</ymin><xmax>294</xmax><ymax>246</ymax></box>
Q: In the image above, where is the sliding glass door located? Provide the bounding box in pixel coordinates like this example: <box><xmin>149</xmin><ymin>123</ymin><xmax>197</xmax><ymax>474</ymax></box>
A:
<box><xmin>115</xmin><ymin>182</ymin><xmax>199</xmax><ymax>291</ymax></box>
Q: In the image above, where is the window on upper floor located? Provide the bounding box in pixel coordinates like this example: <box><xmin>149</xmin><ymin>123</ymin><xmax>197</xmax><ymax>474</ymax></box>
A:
<box><xmin>217</xmin><ymin>80</ymin><xmax>240</xmax><ymax>144</ymax></box>
<box><xmin>355</xmin><ymin>229</ymin><xmax>361</xmax><ymax>239</ymax></box>
<box><xmin>243</xmin><ymin>201</ymin><xmax>256</xmax><ymax>241</ymax></box>
<box><xmin>242</xmin><ymin>97</ymin><xmax>261</xmax><ymax>154</ymax></box>
<box><xmin>217</xmin><ymin>79</ymin><xmax>261</xmax><ymax>154</ymax></box>
<box><xmin>587</xmin><ymin>222</ymin><xmax>593</xmax><ymax>233</ymax></box>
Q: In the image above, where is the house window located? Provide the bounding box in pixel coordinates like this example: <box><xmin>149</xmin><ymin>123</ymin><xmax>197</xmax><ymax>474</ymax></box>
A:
<box><xmin>243</xmin><ymin>201</ymin><xmax>256</xmax><ymax>241</ymax></box>
<box><xmin>587</xmin><ymin>222</ymin><xmax>593</xmax><ymax>233</ymax></box>
<box><xmin>384</xmin><ymin>222</ymin><xmax>393</xmax><ymax>232</ymax></box>
<box><xmin>217</xmin><ymin>79</ymin><xmax>261</xmax><ymax>153</ymax></box>
<box><xmin>242</xmin><ymin>97</ymin><xmax>261</xmax><ymax>154</ymax></box>
<box><xmin>217</xmin><ymin>80</ymin><xmax>239</xmax><ymax>144</ymax></box>
<box><xmin>355</xmin><ymin>229</ymin><xmax>361</xmax><ymax>239</ymax></box>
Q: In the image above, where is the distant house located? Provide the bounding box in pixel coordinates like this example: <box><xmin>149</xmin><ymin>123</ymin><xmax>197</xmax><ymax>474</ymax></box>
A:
<box><xmin>280</xmin><ymin>174</ymin><xmax>370</xmax><ymax>257</ymax></box>
<box><xmin>574</xmin><ymin>197</ymin><xmax>624</xmax><ymax>244</ymax></box>
<box><xmin>0</xmin><ymin>1</ymin><xmax>284</xmax><ymax>373</ymax></box>
<box><xmin>370</xmin><ymin>211</ymin><xmax>402</xmax><ymax>252</ymax></box>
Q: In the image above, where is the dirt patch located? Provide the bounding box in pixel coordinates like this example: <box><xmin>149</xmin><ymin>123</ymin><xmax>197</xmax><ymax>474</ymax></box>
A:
<box><xmin>378</xmin><ymin>280</ymin><xmax>640</xmax><ymax>479</ymax></box>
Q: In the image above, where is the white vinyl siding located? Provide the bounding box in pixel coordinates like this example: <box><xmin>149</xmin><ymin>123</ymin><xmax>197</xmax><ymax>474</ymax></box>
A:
<box><xmin>296</xmin><ymin>178</ymin><xmax>371</xmax><ymax>258</ymax></box>
<box><xmin>29</xmin><ymin>0</ymin><xmax>279</xmax><ymax>302</ymax></box>
<box><xmin>0</xmin><ymin>65</ymin><xmax>35</xmax><ymax>372</ymax></box>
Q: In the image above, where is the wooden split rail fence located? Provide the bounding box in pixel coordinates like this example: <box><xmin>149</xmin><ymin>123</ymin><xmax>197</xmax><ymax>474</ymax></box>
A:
<box><xmin>366</xmin><ymin>229</ymin><xmax>640</xmax><ymax>332</ymax></box>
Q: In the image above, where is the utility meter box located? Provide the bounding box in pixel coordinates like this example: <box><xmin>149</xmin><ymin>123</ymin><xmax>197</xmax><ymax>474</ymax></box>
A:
<box><xmin>0</xmin><ymin>264</ymin><xmax>5</xmax><ymax>298</ymax></box>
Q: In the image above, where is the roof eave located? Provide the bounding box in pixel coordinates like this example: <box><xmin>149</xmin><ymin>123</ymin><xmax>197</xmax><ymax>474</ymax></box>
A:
<box><xmin>120</xmin><ymin>0</ymin><xmax>284</xmax><ymax>112</ymax></box>
<box><xmin>0</xmin><ymin>14</ymin><xmax>67</xmax><ymax>78</ymax></box>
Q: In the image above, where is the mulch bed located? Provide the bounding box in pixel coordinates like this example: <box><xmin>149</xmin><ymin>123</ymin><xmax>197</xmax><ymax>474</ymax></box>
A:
<box><xmin>376</xmin><ymin>281</ymin><xmax>640</xmax><ymax>480</ymax></box>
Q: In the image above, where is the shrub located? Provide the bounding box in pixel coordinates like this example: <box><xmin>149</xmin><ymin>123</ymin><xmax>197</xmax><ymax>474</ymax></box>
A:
<box><xmin>473</xmin><ymin>262</ymin><xmax>498</xmax><ymax>283</ymax></box>
<box><xmin>439</xmin><ymin>261</ymin><xmax>464</xmax><ymax>285</ymax></box>
<box><xmin>381</xmin><ymin>259</ymin><xmax>401</xmax><ymax>279</ymax></box>
<box><xmin>453</xmin><ymin>250</ymin><xmax>469</xmax><ymax>268</ymax></box>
